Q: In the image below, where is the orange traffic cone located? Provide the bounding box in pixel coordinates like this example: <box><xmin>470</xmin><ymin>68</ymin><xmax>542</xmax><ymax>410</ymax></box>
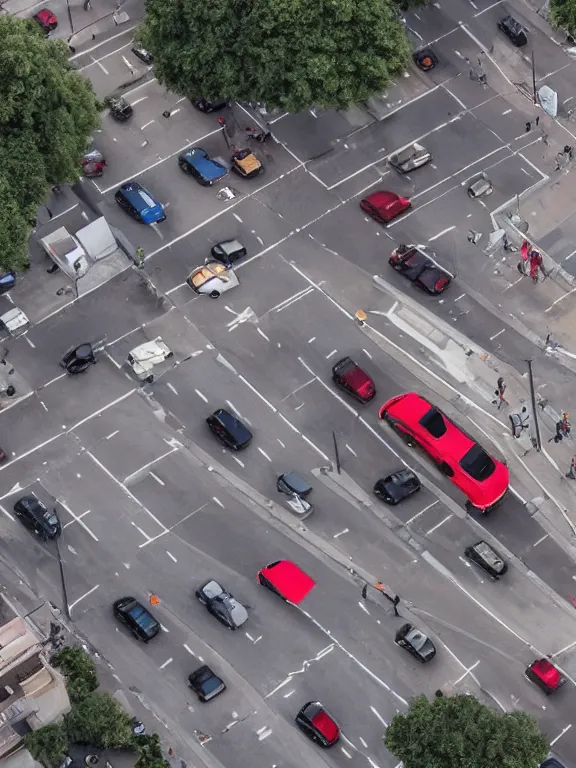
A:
<box><xmin>150</xmin><ymin>594</ymin><xmax>160</xmax><ymax>606</ymax></box>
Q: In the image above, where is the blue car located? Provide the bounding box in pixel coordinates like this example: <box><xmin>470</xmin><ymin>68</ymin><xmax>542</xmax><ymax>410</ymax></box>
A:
<box><xmin>114</xmin><ymin>181</ymin><xmax>166</xmax><ymax>224</ymax></box>
<box><xmin>178</xmin><ymin>148</ymin><xmax>228</xmax><ymax>187</ymax></box>
<box><xmin>0</xmin><ymin>272</ymin><xmax>16</xmax><ymax>295</ymax></box>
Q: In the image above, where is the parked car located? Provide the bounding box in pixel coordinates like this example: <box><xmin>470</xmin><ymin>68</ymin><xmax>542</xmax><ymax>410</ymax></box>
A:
<box><xmin>210</xmin><ymin>239</ymin><xmax>247</xmax><ymax>267</ymax></box>
<box><xmin>467</xmin><ymin>173</ymin><xmax>493</xmax><ymax>199</ymax></box>
<box><xmin>196</xmin><ymin>579</ymin><xmax>248</xmax><ymax>629</ymax></box>
<box><xmin>380</xmin><ymin>392</ymin><xmax>510</xmax><ymax>512</ymax></box>
<box><xmin>498</xmin><ymin>15</ymin><xmax>527</xmax><ymax>46</ymax></box>
<box><xmin>188</xmin><ymin>665</ymin><xmax>226</xmax><ymax>702</ymax></box>
<box><xmin>464</xmin><ymin>540</ymin><xmax>507</xmax><ymax>578</ymax></box>
<box><xmin>186</xmin><ymin>263</ymin><xmax>239</xmax><ymax>298</ymax></box>
<box><xmin>115</xmin><ymin>181</ymin><xmax>165</xmax><ymax>224</ymax></box>
<box><xmin>389</xmin><ymin>245</ymin><xmax>452</xmax><ymax>295</ymax></box>
<box><xmin>277</xmin><ymin>472</ymin><xmax>314</xmax><ymax>519</ymax></box>
<box><xmin>192</xmin><ymin>98</ymin><xmax>228</xmax><ymax>113</ymax></box>
<box><xmin>374</xmin><ymin>469</ymin><xmax>421</xmax><ymax>505</ymax></box>
<box><xmin>389</xmin><ymin>143</ymin><xmax>432</xmax><ymax>173</ymax></box>
<box><xmin>33</xmin><ymin>9</ymin><xmax>57</xmax><ymax>33</ymax></box>
<box><xmin>14</xmin><ymin>495</ymin><xmax>60</xmax><ymax>540</ymax></box>
<box><xmin>413</xmin><ymin>48</ymin><xmax>438</xmax><ymax>71</ymax></box>
<box><xmin>332</xmin><ymin>357</ymin><xmax>376</xmax><ymax>403</ymax></box>
<box><xmin>295</xmin><ymin>702</ymin><xmax>340</xmax><ymax>747</ymax></box>
<box><xmin>540</xmin><ymin>758</ymin><xmax>567</xmax><ymax>768</ymax></box>
<box><xmin>107</xmin><ymin>96</ymin><xmax>133</xmax><ymax>122</ymax></box>
<box><xmin>359</xmin><ymin>191</ymin><xmax>411</xmax><ymax>224</ymax></box>
<box><xmin>0</xmin><ymin>272</ymin><xmax>16</xmax><ymax>295</ymax></box>
<box><xmin>525</xmin><ymin>659</ymin><xmax>565</xmax><ymax>694</ymax></box>
<box><xmin>206</xmin><ymin>408</ymin><xmax>252</xmax><ymax>450</ymax></box>
<box><xmin>178</xmin><ymin>148</ymin><xmax>228</xmax><ymax>186</ymax></box>
<box><xmin>60</xmin><ymin>343</ymin><xmax>97</xmax><ymax>375</ymax></box>
<box><xmin>395</xmin><ymin>622</ymin><xmax>436</xmax><ymax>662</ymax></box>
<box><xmin>257</xmin><ymin>560</ymin><xmax>316</xmax><ymax>603</ymax></box>
<box><xmin>113</xmin><ymin>597</ymin><xmax>160</xmax><ymax>642</ymax></box>
<box><xmin>131</xmin><ymin>45</ymin><xmax>153</xmax><ymax>64</ymax></box>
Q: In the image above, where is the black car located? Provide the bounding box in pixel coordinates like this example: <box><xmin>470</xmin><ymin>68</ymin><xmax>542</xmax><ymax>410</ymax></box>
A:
<box><xmin>206</xmin><ymin>409</ymin><xmax>252</xmax><ymax>450</ymax></box>
<box><xmin>0</xmin><ymin>271</ymin><xmax>16</xmax><ymax>295</ymax></box>
<box><xmin>113</xmin><ymin>597</ymin><xmax>160</xmax><ymax>642</ymax></box>
<box><xmin>389</xmin><ymin>245</ymin><xmax>452</xmax><ymax>295</ymax></box>
<box><xmin>464</xmin><ymin>540</ymin><xmax>507</xmax><ymax>578</ymax></box>
<box><xmin>196</xmin><ymin>579</ymin><xmax>249</xmax><ymax>629</ymax></box>
<box><xmin>191</xmin><ymin>98</ymin><xmax>228</xmax><ymax>113</ymax></box>
<box><xmin>106</xmin><ymin>96</ymin><xmax>133</xmax><ymax>122</ymax></box>
<box><xmin>60</xmin><ymin>343</ymin><xmax>96</xmax><ymax>375</ymax></box>
<box><xmin>541</xmin><ymin>758</ymin><xmax>567</xmax><ymax>768</ymax></box>
<box><xmin>277</xmin><ymin>472</ymin><xmax>314</xmax><ymax>519</ymax></box>
<box><xmin>395</xmin><ymin>623</ymin><xmax>436</xmax><ymax>662</ymax></box>
<box><xmin>374</xmin><ymin>469</ymin><xmax>421</xmax><ymax>505</ymax></box>
<box><xmin>188</xmin><ymin>665</ymin><xmax>226</xmax><ymax>702</ymax></box>
<box><xmin>498</xmin><ymin>15</ymin><xmax>527</xmax><ymax>46</ymax></box>
<box><xmin>131</xmin><ymin>45</ymin><xmax>153</xmax><ymax>64</ymax></box>
<box><xmin>14</xmin><ymin>495</ymin><xmax>60</xmax><ymax>540</ymax></box>
<box><xmin>210</xmin><ymin>239</ymin><xmax>247</xmax><ymax>267</ymax></box>
<box><xmin>295</xmin><ymin>701</ymin><xmax>340</xmax><ymax>747</ymax></box>
<box><xmin>332</xmin><ymin>357</ymin><xmax>376</xmax><ymax>403</ymax></box>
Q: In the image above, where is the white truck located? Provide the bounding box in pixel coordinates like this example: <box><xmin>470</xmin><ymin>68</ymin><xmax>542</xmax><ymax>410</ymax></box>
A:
<box><xmin>39</xmin><ymin>227</ymin><xmax>89</xmax><ymax>279</ymax></box>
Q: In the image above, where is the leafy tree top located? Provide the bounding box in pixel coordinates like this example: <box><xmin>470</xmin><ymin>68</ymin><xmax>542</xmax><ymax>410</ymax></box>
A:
<box><xmin>385</xmin><ymin>694</ymin><xmax>549</xmax><ymax>768</ymax></box>
<box><xmin>52</xmin><ymin>645</ymin><xmax>99</xmax><ymax>703</ymax></box>
<box><xmin>139</xmin><ymin>0</ymin><xmax>411</xmax><ymax>112</ymax></box>
<box><xmin>549</xmin><ymin>0</ymin><xmax>576</xmax><ymax>38</ymax></box>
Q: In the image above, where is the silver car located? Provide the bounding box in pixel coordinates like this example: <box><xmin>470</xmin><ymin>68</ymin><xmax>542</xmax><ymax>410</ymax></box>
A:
<box><xmin>186</xmin><ymin>262</ymin><xmax>239</xmax><ymax>298</ymax></box>
<box><xmin>196</xmin><ymin>579</ymin><xmax>248</xmax><ymax>629</ymax></box>
<box><xmin>389</xmin><ymin>142</ymin><xmax>432</xmax><ymax>174</ymax></box>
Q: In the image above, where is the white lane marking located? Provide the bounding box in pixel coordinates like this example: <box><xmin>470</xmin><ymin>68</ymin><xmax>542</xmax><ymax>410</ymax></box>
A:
<box><xmin>159</xmin><ymin>657</ymin><xmax>173</xmax><ymax>670</ymax></box>
<box><xmin>238</xmin><ymin>375</ymin><xmax>277</xmax><ymax>412</ymax></box>
<box><xmin>213</xmin><ymin>497</ymin><xmax>224</xmax><ymax>508</ymax></box>
<box><xmin>63</xmin><ymin>510</ymin><xmax>91</xmax><ymax>528</ymax></box>
<box><xmin>70</xmin><ymin>26</ymin><xmax>138</xmax><ymax>61</ymax></box>
<box><xmin>149</xmin><ymin>471</ymin><xmax>165</xmax><ymax>486</ymax></box>
<box><xmin>359</xmin><ymin>738</ymin><xmax>368</xmax><ymax>748</ymax></box>
<box><xmin>258</xmin><ymin>447</ymin><xmax>272</xmax><ymax>462</ymax></box>
<box><xmin>551</xmin><ymin>639</ymin><xmax>576</xmax><ymax>657</ymax></box>
<box><xmin>106</xmin><ymin>430</ymin><xmax>120</xmax><ymax>440</ymax></box>
<box><xmin>452</xmin><ymin>660</ymin><xmax>480</xmax><ymax>685</ymax></box>
<box><xmin>341</xmin><ymin>748</ymin><xmax>353</xmax><ymax>758</ymax></box>
<box><xmin>167</xmin><ymin>382</ymin><xmax>178</xmax><ymax>396</ymax></box>
<box><xmin>333</xmin><ymin>528</ymin><xmax>349</xmax><ymax>538</ymax></box>
<box><xmin>233</xmin><ymin>213</ymin><xmax>243</xmax><ymax>223</ymax></box>
<box><xmin>298</xmin><ymin>358</ymin><xmax>358</xmax><ymax>416</ymax></box>
<box><xmin>358</xmin><ymin>601</ymin><xmax>370</xmax><ymax>615</ymax></box>
<box><xmin>502</xmin><ymin>109</ymin><xmax>512</xmax><ymax>115</ymax></box>
<box><xmin>131</xmin><ymin>522</ymin><xmax>152</xmax><ymax>541</ymax></box>
<box><xmin>533</xmin><ymin>534</ymin><xmax>549</xmax><ymax>547</ymax></box>
<box><xmin>489</xmin><ymin>329</ymin><xmax>505</xmax><ymax>341</ymax></box>
<box><xmin>406</xmin><ymin>500</ymin><xmax>439</xmax><ymax>525</ymax></box>
<box><xmin>325</xmin><ymin>349</ymin><xmax>338</xmax><ymax>359</ymax></box>
<box><xmin>370</xmin><ymin>706</ymin><xmax>388</xmax><ymax>727</ymax></box>
<box><xmin>426</xmin><ymin>514</ymin><xmax>453</xmax><ymax>535</ymax></box>
<box><xmin>277</xmin><ymin>439</ymin><xmax>285</xmax><ymax>447</ymax></box>
<box><xmin>550</xmin><ymin>725</ymin><xmax>572</xmax><ymax>746</ymax></box>
<box><xmin>257</xmin><ymin>328</ymin><xmax>270</xmax><ymax>341</ymax></box>
<box><xmin>246</xmin><ymin>632</ymin><xmax>255</xmax><ymax>642</ymax></box>
<box><xmin>345</xmin><ymin>444</ymin><xmax>357</xmax><ymax>457</ymax></box>
<box><xmin>58</xmin><ymin>499</ymin><xmax>99</xmax><ymax>542</ymax></box>
<box><xmin>257</xmin><ymin>728</ymin><xmax>273</xmax><ymax>741</ymax></box>
<box><xmin>160</xmin><ymin>625</ymin><xmax>169</xmax><ymax>633</ymax></box>
<box><xmin>301</xmin><ymin>434</ymin><xmax>330</xmax><ymax>461</ymax></box>
<box><xmin>0</xmin><ymin>505</ymin><xmax>15</xmax><ymax>521</ymax></box>
<box><xmin>362</xmin><ymin>348</ymin><xmax>372</xmax><ymax>359</ymax></box>
<box><xmin>225</xmin><ymin>400</ymin><xmax>251</xmax><ymax>425</ymax></box>
<box><xmin>283</xmin><ymin>690</ymin><xmax>296</xmax><ymax>698</ymax></box>
<box><xmin>68</xmin><ymin>584</ymin><xmax>100</xmax><ymax>613</ymax></box>
<box><xmin>428</xmin><ymin>225</ymin><xmax>455</xmax><ymax>241</ymax></box>
<box><xmin>166</xmin><ymin>551</ymin><xmax>177</xmax><ymax>563</ymax></box>
<box><xmin>24</xmin><ymin>336</ymin><xmax>36</xmax><ymax>348</ymax></box>
<box><xmin>183</xmin><ymin>644</ymin><xmax>196</xmax><ymax>656</ymax></box>
<box><xmin>275</xmin><ymin>288</ymin><xmax>314</xmax><ymax>313</ymax></box>
<box><xmin>233</xmin><ymin>456</ymin><xmax>245</xmax><ymax>467</ymax></box>
<box><xmin>282</xmin><ymin>378</ymin><xmax>316</xmax><ymax>401</ymax></box>
<box><xmin>279</xmin><ymin>413</ymin><xmax>300</xmax><ymax>433</ymax></box>
<box><xmin>123</xmin><ymin>446</ymin><xmax>179</xmax><ymax>484</ymax></box>
<box><xmin>195</xmin><ymin>389</ymin><xmax>208</xmax><ymax>402</ymax></box>
<box><xmin>454</xmin><ymin>293</ymin><xmax>466</xmax><ymax>302</ymax></box>
<box><xmin>308</xmin><ymin>337</ymin><xmax>316</xmax><ymax>343</ymax></box>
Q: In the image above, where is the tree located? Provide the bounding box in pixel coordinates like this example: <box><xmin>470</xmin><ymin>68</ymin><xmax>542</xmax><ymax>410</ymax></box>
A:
<box><xmin>25</xmin><ymin>722</ymin><xmax>68</xmax><ymax>768</ymax></box>
<box><xmin>51</xmin><ymin>646</ymin><xmax>99</xmax><ymax>703</ymax></box>
<box><xmin>0</xmin><ymin>16</ymin><xmax>100</xmax><ymax>271</ymax></box>
<box><xmin>549</xmin><ymin>0</ymin><xmax>576</xmax><ymax>38</ymax></box>
<box><xmin>384</xmin><ymin>694</ymin><xmax>549</xmax><ymax>768</ymax></box>
<box><xmin>139</xmin><ymin>0</ymin><xmax>411</xmax><ymax>113</ymax></box>
<box><xmin>134</xmin><ymin>733</ymin><xmax>170</xmax><ymax>768</ymax></box>
<box><xmin>65</xmin><ymin>693</ymin><xmax>134</xmax><ymax>749</ymax></box>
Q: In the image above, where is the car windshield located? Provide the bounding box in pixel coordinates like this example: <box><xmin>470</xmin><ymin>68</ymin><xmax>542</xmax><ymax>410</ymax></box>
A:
<box><xmin>460</xmin><ymin>444</ymin><xmax>496</xmax><ymax>480</ymax></box>
<box><xmin>43</xmin><ymin>511</ymin><xmax>58</xmax><ymax>526</ymax></box>
<box><xmin>201</xmin><ymin>675</ymin><xmax>222</xmax><ymax>694</ymax></box>
<box><xmin>129</xmin><ymin>605</ymin><xmax>156</xmax><ymax>631</ymax></box>
<box><xmin>407</xmin><ymin>629</ymin><xmax>428</xmax><ymax>651</ymax></box>
<box><xmin>392</xmin><ymin>470</ymin><xmax>412</xmax><ymax>484</ymax></box>
<box><xmin>474</xmin><ymin>542</ymin><xmax>504</xmax><ymax>571</ymax></box>
<box><xmin>419</xmin><ymin>408</ymin><xmax>447</xmax><ymax>437</ymax></box>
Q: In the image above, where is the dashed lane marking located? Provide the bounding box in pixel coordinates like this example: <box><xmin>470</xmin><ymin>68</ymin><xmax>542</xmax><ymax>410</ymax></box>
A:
<box><xmin>159</xmin><ymin>657</ymin><xmax>173</xmax><ymax>669</ymax></box>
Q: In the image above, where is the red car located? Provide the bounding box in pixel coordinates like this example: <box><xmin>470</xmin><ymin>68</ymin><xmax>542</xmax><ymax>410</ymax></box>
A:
<box><xmin>295</xmin><ymin>701</ymin><xmax>340</xmax><ymax>747</ymax></box>
<box><xmin>332</xmin><ymin>357</ymin><xmax>376</xmax><ymax>403</ymax></box>
<box><xmin>33</xmin><ymin>8</ymin><xmax>58</xmax><ymax>32</ymax></box>
<box><xmin>525</xmin><ymin>659</ymin><xmax>565</xmax><ymax>695</ymax></box>
<box><xmin>359</xmin><ymin>191</ymin><xmax>411</xmax><ymax>224</ymax></box>
<box><xmin>257</xmin><ymin>560</ymin><xmax>316</xmax><ymax>603</ymax></box>
<box><xmin>389</xmin><ymin>244</ymin><xmax>452</xmax><ymax>295</ymax></box>
<box><xmin>379</xmin><ymin>393</ymin><xmax>509</xmax><ymax>511</ymax></box>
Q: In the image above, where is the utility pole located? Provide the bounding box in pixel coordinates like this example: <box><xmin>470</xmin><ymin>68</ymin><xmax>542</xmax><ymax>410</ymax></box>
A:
<box><xmin>532</xmin><ymin>52</ymin><xmax>537</xmax><ymax>105</ymax></box>
<box><xmin>526</xmin><ymin>359</ymin><xmax>542</xmax><ymax>451</ymax></box>
<box><xmin>332</xmin><ymin>431</ymin><xmax>341</xmax><ymax>474</ymax></box>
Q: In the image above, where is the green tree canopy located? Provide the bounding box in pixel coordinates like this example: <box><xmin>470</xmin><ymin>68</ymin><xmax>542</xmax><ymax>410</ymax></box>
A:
<box><xmin>549</xmin><ymin>0</ymin><xmax>576</xmax><ymax>38</ymax></box>
<box><xmin>384</xmin><ymin>694</ymin><xmax>549</xmax><ymax>768</ymax></box>
<box><xmin>25</xmin><ymin>722</ymin><xmax>68</xmax><ymax>768</ymax></box>
<box><xmin>52</xmin><ymin>646</ymin><xmax>99</xmax><ymax>703</ymax></box>
<box><xmin>139</xmin><ymin>0</ymin><xmax>411</xmax><ymax>113</ymax></box>
<box><xmin>134</xmin><ymin>733</ymin><xmax>170</xmax><ymax>768</ymax></box>
<box><xmin>0</xmin><ymin>16</ymin><xmax>100</xmax><ymax>271</ymax></box>
<box><xmin>65</xmin><ymin>693</ymin><xmax>135</xmax><ymax>749</ymax></box>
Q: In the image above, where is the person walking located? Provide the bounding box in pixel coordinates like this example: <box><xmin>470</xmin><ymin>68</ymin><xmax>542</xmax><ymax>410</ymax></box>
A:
<box><xmin>392</xmin><ymin>595</ymin><xmax>401</xmax><ymax>617</ymax></box>
<box><xmin>493</xmin><ymin>377</ymin><xmax>509</xmax><ymax>409</ymax></box>
<box><xmin>566</xmin><ymin>455</ymin><xmax>576</xmax><ymax>479</ymax></box>
<box><xmin>549</xmin><ymin>412</ymin><xmax>571</xmax><ymax>443</ymax></box>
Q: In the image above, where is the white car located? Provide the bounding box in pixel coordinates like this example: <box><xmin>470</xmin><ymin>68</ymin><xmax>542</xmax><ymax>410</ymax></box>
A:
<box><xmin>127</xmin><ymin>337</ymin><xmax>173</xmax><ymax>382</ymax></box>
<box><xmin>186</xmin><ymin>262</ymin><xmax>239</xmax><ymax>298</ymax></box>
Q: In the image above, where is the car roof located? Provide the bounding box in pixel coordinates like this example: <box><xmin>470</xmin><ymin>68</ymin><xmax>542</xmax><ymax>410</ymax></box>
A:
<box><xmin>340</xmin><ymin>362</ymin><xmax>374</xmax><ymax>398</ymax></box>
<box><xmin>531</xmin><ymin>659</ymin><xmax>561</xmax><ymax>686</ymax></box>
<box><xmin>183</xmin><ymin>149</ymin><xmax>227</xmax><ymax>180</ymax></box>
<box><xmin>311</xmin><ymin>709</ymin><xmax>339</xmax><ymax>741</ymax></box>
<box><xmin>280</xmin><ymin>472</ymin><xmax>311</xmax><ymax>494</ymax></box>
<box><xmin>260</xmin><ymin>560</ymin><xmax>315</xmax><ymax>603</ymax></box>
<box><xmin>364</xmin><ymin>191</ymin><xmax>400</xmax><ymax>208</ymax></box>
<box><xmin>213</xmin><ymin>409</ymin><xmax>252</xmax><ymax>441</ymax></box>
<box><xmin>119</xmin><ymin>182</ymin><xmax>159</xmax><ymax>208</ymax></box>
<box><xmin>386</xmin><ymin>468</ymin><xmax>416</xmax><ymax>484</ymax></box>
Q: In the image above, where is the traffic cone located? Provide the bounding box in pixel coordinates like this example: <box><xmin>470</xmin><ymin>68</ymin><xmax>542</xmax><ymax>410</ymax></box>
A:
<box><xmin>150</xmin><ymin>594</ymin><xmax>160</xmax><ymax>606</ymax></box>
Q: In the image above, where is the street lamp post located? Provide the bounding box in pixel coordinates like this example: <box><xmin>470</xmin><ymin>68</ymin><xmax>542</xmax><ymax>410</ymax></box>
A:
<box><xmin>526</xmin><ymin>359</ymin><xmax>542</xmax><ymax>451</ymax></box>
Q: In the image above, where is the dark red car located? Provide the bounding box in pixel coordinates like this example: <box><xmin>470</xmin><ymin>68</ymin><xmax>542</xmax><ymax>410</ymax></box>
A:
<box><xmin>33</xmin><ymin>9</ymin><xmax>58</xmax><ymax>32</ymax></box>
<box><xmin>295</xmin><ymin>702</ymin><xmax>340</xmax><ymax>747</ymax></box>
<box><xmin>332</xmin><ymin>357</ymin><xmax>375</xmax><ymax>403</ymax></box>
<box><xmin>380</xmin><ymin>393</ymin><xmax>509</xmax><ymax>512</ymax></box>
<box><xmin>360</xmin><ymin>191</ymin><xmax>411</xmax><ymax>224</ymax></box>
<box><xmin>389</xmin><ymin>244</ymin><xmax>452</xmax><ymax>295</ymax></box>
<box><xmin>525</xmin><ymin>659</ymin><xmax>565</xmax><ymax>695</ymax></box>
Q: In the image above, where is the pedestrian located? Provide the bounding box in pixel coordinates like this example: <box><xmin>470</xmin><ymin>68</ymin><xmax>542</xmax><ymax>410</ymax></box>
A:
<box><xmin>529</xmin><ymin>249</ymin><xmax>544</xmax><ymax>283</ymax></box>
<box><xmin>435</xmin><ymin>689</ymin><xmax>444</xmax><ymax>698</ymax></box>
<box><xmin>68</xmin><ymin>45</ymin><xmax>76</xmax><ymax>53</ymax></box>
<box><xmin>549</xmin><ymin>412</ymin><xmax>571</xmax><ymax>443</ymax></box>
<box><xmin>136</xmin><ymin>247</ymin><xmax>145</xmax><ymax>267</ymax></box>
<box><xmin>525</xmin><ymin>121</ymin><xmax>531</xmax><ymax>133</ymax></box>
<box><xmin>566</xmin><ymin>455</ymin><xmax>576</xmax><ymax>479</ymax></box>
<box><xmin>92</xmin><ymin>33</ymin><xmax>96</xmax><ymax>40</ymax></box>
<box><xmin>392</xmin><ymin>595</ymin><xmax>400</xmax><ymax>617</ymax></box>
<box><xmin>361</xmin><ymin>584</ymin><xmax>368</xmax><ymax>599</ymax></box>
<box><xmin>535</xmin><ymin>115</ymin><xmax>540</xmax><ymax>127</ymax></box>
<box><xmin>493</xmin><ymin>377</ymin><xmax>509</xmax><ymax>409</ymax></box>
